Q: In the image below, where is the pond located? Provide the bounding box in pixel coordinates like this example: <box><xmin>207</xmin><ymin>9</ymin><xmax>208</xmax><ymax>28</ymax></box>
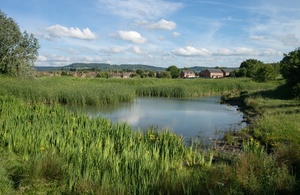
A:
<box><xmin>70</xmin><ymin>96</ymin><xmax>246</xmax><ymax>142</ymax></box>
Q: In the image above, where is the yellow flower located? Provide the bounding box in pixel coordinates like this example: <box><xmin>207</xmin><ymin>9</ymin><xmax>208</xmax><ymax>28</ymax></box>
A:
<box><xmin>150</xmin><ymin>134</ymin><xmax>155</xmax><ymax>141</ymax></box>
<box><xmin>40</xmin><ymin>147</ymin><xmax>45</xmax><ymax>151</ymax></box>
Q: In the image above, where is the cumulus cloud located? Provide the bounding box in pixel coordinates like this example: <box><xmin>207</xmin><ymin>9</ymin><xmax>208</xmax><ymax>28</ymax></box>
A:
<box><xmin>46</xmin><ymin>24</ymin><xmax>97</xmax><ymax>40</ymax></box>
<box><xmin>97</xmin><ymin>0</ymin><xmax>183</xmax><ymax>19</ymax></box>
<box><xmin>172</xmin><ymin>32</ymin><xmax>180</xmax><ymax>37</ymax></box>
<box><xmin>101</xmin><ymin>47</ymin><xmax>123</xmax><ymax>53</ymax></box>
<box><xmin>134</xmin><ymin>19</ymin><xmax>176</xmax><ymax>30</ymax></box>
<box><xmin>214</xmin><ymin>47</ymin><xmax>257</xmax><ymax>56</ymax></box>
<box><xmin>172</xmin><ymin>46</ymin><xmax>211</xmax><ymax>56</ymax></box>
<box><xmin>128</xmin><ymin>46</ymin><xmax>147</xmax><ymax>55</ymax></box>
<box><xmin>117</xmin><ymin>31</ymin><xmax>147</xmax><ymax>44</ymax></box>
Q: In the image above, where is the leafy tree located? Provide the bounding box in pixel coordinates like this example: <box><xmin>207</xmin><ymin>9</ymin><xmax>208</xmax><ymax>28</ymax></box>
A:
<box><xmin>280</xmin><ymin>48</ymin><xmax>300</xmax><ymax>86</ymax></box>
<box><xmin>147</xmin><ymin>70</ymin><xmax>155</xmax><ymax>77</ymax></box>
<box><xmin>157</xmin><ymin>71</ymin><xmax>171</xmax><ymax>78</ymax></box>
<box><xmin>253</xmin><ymin>64</ymin><xmax>278</xmax><ymax>82</ymax></box>
<box><xmin>166</xmin><ymin>65</ymin><xmax>180</xmax><ymax>78</ymax></box>
<box><xmin>0</xmin><ymin>10</ymin><xmax>39</xmax><ymax>77</ymax></box>
<box><xmin>240</xmin><ymin>59</ymin><xmax>263</xmax><ymax>78</ymax></box>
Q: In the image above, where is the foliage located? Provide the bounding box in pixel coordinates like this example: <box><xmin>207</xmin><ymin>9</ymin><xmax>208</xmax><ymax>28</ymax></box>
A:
<box><xmin>253</xmin><ymin>63</ymin><xmax>278</xmax><ymax>82</ymax></box>
<box><xmin>0</xmin><ymin>77</ymin><xmax>298</xmax><ymax>193</ymax></box>
<box><xmin>0</xmin><ymin>77</ymin><xmax>279</xmax><ymax>105</ymax></box>
<box><xmin>166</xmin><ymin>65</ymin><xmax>180</xmax><ymax>78</ymax></box>
<box><xmin>232</xmin><ymin>59</ymin><xmax>279</xmax><ymax>82</ymax></box>
<box><xmin>280</xmin><ymin>48</ymin><xmax>300</xmax><ymax>96</ymax></box>
<box><xmin>240</xmin><ymin>59</ymin><xmax>263</xmax><ymax>78</ymax></box>
<box><xmin>157</xmin><ymin>71</ymin><xmax>171</xmax><ymax>78</ymax></box>
<box><xmin>0</xmin><ymin>10</ymin><xmax>39</xmax><ymax>77</ymax></box>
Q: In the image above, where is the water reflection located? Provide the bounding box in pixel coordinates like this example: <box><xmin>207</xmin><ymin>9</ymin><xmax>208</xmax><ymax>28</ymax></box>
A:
<box><xmin>69</xmin><ymin>96</ymin><xmax>246</xmax><ymax>141</ymax></box>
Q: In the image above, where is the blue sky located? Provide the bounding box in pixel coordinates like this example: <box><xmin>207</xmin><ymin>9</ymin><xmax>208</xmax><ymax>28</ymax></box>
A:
<box><xmin>2</xmin><ymin>0</ymin><xmax>300</xmax><ymax>67</ymax></box>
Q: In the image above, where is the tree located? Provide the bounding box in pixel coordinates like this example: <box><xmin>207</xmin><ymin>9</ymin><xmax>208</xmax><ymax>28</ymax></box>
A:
<box><xmin>280</xmin><ymin>48</ymin><xmax>300</xmax><ymax>86</ymax></box>
<box><xmin>253</xmin><ymin>64</ymin><xmax>277</xmax><ymax>82</ymax></box>
<box><xmin>157</xmin><ymin>71</ymin><xmax>171</xmax><ymax>78</ymax></box>
<box><xmin>166</xmin><ymin>65</ymin><xmax>180</xmax><ymax>78</ymax></box>
<box><xmin>0</xmin><ymin>10</ymin><xmax>39</xmax><ymax>77</ymax></box>
<box><xmin>240</xmin><ymin>59</ymin><xmax>263</xmax><ymax>78</ymax></box>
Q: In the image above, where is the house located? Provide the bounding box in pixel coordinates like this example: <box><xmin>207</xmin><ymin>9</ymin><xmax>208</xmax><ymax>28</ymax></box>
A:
<box><xmin>122</xmin><ymin>72</ymin><xmax>132</xmax><ymax>78</ymax></box>
<box><xmin>180</xmin><ymin>70</ymin><xmax>196</xmax><ymax>78</ymax></box>
<box><xmin>199</xmin><ymin>69</ymin><xmax>224</xmax><ymax>78</ymax></box>
<box><xmin>221</xmin><ymin>69</ymin><xmax>234</xmax><ymax>77</ymax></box>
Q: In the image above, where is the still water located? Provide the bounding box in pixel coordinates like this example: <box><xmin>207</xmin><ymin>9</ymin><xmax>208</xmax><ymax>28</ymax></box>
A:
<box><xmin>71</xmin><ymin>96</ymin><xmax>246</xmax><ymax>141</ymax></box>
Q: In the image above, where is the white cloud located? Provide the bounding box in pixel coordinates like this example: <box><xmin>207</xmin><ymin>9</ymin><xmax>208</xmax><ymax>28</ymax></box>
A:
<box><xmin>214</xmin><ymin>47</ymin><xmax>257</xmax><ymax>56</ymax></box>
<box><xmin>128</xmin><ymin>46</ymin><xmax>147</xmax><ymax>55</ymax></box>
<box><xmin>36</xmin><ymin>53</ymin><xmax>109</xmax><ymax>66</ymax></box>
<box><xmin>172</xmin><ymin>32</ymin><xmax>180</xmax><ymax>37</ymax></box>
<box><xmin>46</xmin><ymin>24</ymin><xmax>97</xmax><ymax>40</ymax></box>
<box><xmin>101</xmin><ymin>47</ymin><xmax>123</xmax><ymax>53</ymax></box>
<box><xmin>117</xmin><ymin>31</ymin><xmax>147</xmax><ymax>44</ymax></box>
<box><xmin>145</xmin><ymin>19</ymin><xmax>176</xmax><ymax>30</ymax></box>
<box><xmin>279</xmin><ymin>34</ymin><xmax>300</xmax><ymax>47</ymax></box>
<box><xmin>37</xmin><ymin>55</ymin><xmax>47</xmax><ymax>62</ymax></box>
<box><xmin>172</xmin><ymin>46</ymin><xmax>211</xmax><ymax>56</ymax></box>
<box><xmin>97</xmin><ymin>0</ymin><xmax>183</xmax><ymax>19</ymax></box>
<box><xmin>249</xmin><ymin>35</ymin><xmax>268</xmax><ymax>40</ymax></box>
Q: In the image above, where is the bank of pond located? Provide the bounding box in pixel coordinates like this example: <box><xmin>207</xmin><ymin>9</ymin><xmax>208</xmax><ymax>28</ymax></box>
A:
<box><xmin>0</xmin><ymin>77</ymin><xmax>299</xmax><ymax>194</ymax></box>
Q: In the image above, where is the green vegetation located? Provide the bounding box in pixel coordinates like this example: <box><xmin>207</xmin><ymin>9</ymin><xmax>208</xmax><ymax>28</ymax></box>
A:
<box><xmin>1</xmin><ymin>10</ymin><xmax>300</xmax><ymax>195</ymax></box>
<box><xmin>280</xmin><ymin>48</ymin><xmax>300</xmax><ymax>96</ymax></box>
<box><xmin>0</xmin><ymin>10</ymin><xmax>39</xmax><ymax>77</ymax></box>
<box><xmin>0</xmin><ymin>93</ymin><xmax>296</xmax><ymax>194</ymax></box>
<box><xmin>231</xmin><ymin>59</ymin><xmax>280</xmax><ymax>82</ymax></box>
<box><xmin>0</xmin><ymin>77</ymin><xmax>278</xmax><ymax>105</ymax></box>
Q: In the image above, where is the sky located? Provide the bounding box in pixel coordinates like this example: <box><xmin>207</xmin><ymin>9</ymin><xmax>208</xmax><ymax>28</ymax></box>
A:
<box><xmin>1</xmin><ymin>0</ymin><xmax>300</xmax><ymax>68</ymax></box>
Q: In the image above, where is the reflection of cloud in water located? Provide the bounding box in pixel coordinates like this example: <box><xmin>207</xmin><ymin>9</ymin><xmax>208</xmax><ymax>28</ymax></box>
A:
<box><xmin>119</xmin><ymin>111</ymin><xmax>144</xmax><ymax>125</ymax></box>
<box><xmin>70</xmin><ymin>97</ymin><xmax>245</xmax><ymax>141</ymax></box>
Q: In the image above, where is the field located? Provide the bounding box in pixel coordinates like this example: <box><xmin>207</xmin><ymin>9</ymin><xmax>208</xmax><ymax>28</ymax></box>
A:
<box><xmin>0</xmin><ymin>76</ymin><xmax>299</xmax><ymax>194</ymax></box>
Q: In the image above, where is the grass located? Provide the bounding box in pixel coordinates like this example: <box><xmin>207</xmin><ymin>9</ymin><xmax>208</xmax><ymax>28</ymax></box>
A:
<box><xmin>0</xmin><ymin>76</ymin><xmax>278</xmax><ymax>105</ymax></box>
<box><xmin>0</xmin><ymin>76</ymin><xmax>298</xmax><ymax>194</ymax></box>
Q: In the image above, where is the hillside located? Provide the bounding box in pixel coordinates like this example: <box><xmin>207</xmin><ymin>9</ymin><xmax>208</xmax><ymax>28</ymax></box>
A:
<box><xmin>35</xmin><ymin>63</ymin><xmax>237</xmax><ymax>72</ymax></box>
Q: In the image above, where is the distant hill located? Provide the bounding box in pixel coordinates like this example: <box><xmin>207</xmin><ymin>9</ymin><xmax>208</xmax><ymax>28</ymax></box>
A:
<box><xmin>62</xmin><ymin>63</ymin><xmax>166</xmax><ymax>72</ymax></box>
<box><xmin>35</xmin><ymin>63</ymin><xmax>237</xmax><ymax>72</ymax></box>
<box><xmin>35</xmin><ymin>66</ymin><xmax>63</xmax><ymax>71</ymax></box>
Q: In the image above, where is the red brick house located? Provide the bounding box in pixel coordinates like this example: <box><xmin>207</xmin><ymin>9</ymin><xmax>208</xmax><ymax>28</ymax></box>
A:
<box><xmin>180</xmin><ymin>70</ymin><xmax>196</xmax><ymax>78</ymax></box>
<box><xmin>199</xmin><ymin>69</ymin><xmax>224</xmax><ymax>78</ymax></box>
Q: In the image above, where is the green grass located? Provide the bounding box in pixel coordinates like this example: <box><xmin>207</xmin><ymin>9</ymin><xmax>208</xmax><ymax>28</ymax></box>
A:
<box><xmin>0</xmin><ymin>76</ymin><xmax>298</xmax><ymax>194</ymax></box>
<box><xmin>0</xmin><ymin>76</ymin><xmax>278</xmax><ymax>105</ymax></box>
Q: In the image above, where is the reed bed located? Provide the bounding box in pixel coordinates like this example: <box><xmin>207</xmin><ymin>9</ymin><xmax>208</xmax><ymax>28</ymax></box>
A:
<box><xmin>0</xmin><ymin>77</ymin><xmax>296</xmax><ymax>194</ymax></box>
<box><xmin>0</xmin><ymin>95</ymin><xmax>296</xmax><ymax>194</ymax></box>
<box><xmin>0</xmin><ymin>77</ymin><xmax>278</xmax><ymax>105</ymax></box>
<box><xmin>0</xmin><ymin>95</ymin><xmax>214</xmax><ymax>194</ymax></box>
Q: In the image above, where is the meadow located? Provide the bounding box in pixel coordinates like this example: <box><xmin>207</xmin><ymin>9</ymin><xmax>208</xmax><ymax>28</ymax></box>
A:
<box><xmin>0</xmin><ymin>76</ymin><xmax>298</xmax><ymax>194</ymax></box>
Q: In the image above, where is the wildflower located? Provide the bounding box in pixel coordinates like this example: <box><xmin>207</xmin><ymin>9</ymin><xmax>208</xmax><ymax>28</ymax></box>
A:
<box><xmin>150</xmin><ymin>134</ymin><xmax>155</xmax><ymax>141</ymax></box>
<box><xmin>249</xmin><ymin>137</ymin><xmax>254</xmax><ymax>142</ymax></box>
<box><xmin>40</xmin><ymin>147</ymin><xmax>45</xmax><ymax>151</ymax></box>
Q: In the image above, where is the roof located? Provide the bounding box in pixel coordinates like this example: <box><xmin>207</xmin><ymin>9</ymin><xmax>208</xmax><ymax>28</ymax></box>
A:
<box><xmin>221</xmin><ymin>69</ymin><xmax>235</xmax><ymax>73</ymax></box>
<box><xmin>182</xmin><ymin>69</ymin><xmax>194</xmax><ymax>73</ymax></box>
<box><xmin>206</xmin><ymin>69</ymin><xmax>223</xmax><ymax>73</ymax></box>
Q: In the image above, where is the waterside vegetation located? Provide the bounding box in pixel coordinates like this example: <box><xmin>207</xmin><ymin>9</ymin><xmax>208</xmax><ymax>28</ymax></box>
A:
<box><xmin>0</xmin><ymin>76</ymin><xmax>299</xmax><ymax>194</ymax></box>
